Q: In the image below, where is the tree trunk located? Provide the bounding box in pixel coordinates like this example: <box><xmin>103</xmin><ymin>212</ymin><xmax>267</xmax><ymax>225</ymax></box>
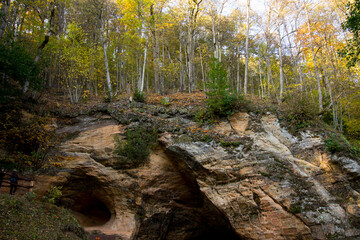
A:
<box><xmin>266</xmin><ymin>52</ymin><xmax>272</xmax><ymax>98</ymax></box>
<box><xmin>161</xmin><ymin>29</ymin><xmax>165</xmax><ymax>93</ymax></box>
<box><xmin>140</xmin><ymin>43</ymin><xmax>147</xmax><ymax>92</ymax></box>
<box><xmin>187</xmin><ymin>0</ymin><xmax>203</xmax><ymax>92</ymax></box>
<box><xmin>306</xmin><ymin>11</ymin><xmax>322</xmax><ymax>111</ymax></box>
<box><xmin>199</xmin><ymin>45</ymin><xmax>206</xmax><ymax>93</ymax></box>
<box><xmin>244</xmin><ymin>0</ymin><xmax>250</xmax><ymax>95</ymax></box>
<box><xmin>101</xmin><ymin>12</ymin><xmax>112</xmax><ymax>98</ymax></box>
<box><xmin>282</xmin><ymin>17</ymin><xmax>299</xmax><ymax>86</ymax></box>
<box><xmin>278</xmin><ymin>24</ymin><xmax>284</xmax><ymax>100</ymax></box>
<box><xmin>150</xmin><ymin>4</ymin><xmax>160</xmax><ymax>93</ymax></box>
<box><xmin>236</xmin><ymin>48</ymin><xmax>241</xmax><ymax>94</ymax></box>
<box><xmin>211</xmin><ymin>9</ymin><xmax>219</xmax><ymax>60</ymax></box>
<box><xmin>0</xmin><ymin>0</ymin><xmax>11</xmax><ymax>40</ymax></box>
<box><xmin>299</xmin><ymin>64</ymin><xmax>304</xmax><ymax>92</ymax></box>
<box><xmin>24</xmin><ymin>2</ymin><xmax>56</xmax><ymax>93</ymax></box>
<box><xmin>179</xmin><ymin>39</ymin><xmax>184</xmax><ymax>91</ymax></box>
<box><xmin>187</xmin><ymin>25</ymin><xmax>195</xmax><ymax>92</ymax></box>
<box><xmin>259</xmin><ymin>57</ymin><xmax>264</xmax><ymax>98</ymax></box>
<box><xmin>325</xmin><ymin>36</ymin><xmax>340</xmax><ymax>128</ymax></box>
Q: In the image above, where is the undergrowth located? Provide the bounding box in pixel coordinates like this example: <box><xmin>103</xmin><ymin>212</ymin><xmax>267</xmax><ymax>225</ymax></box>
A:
<box><xmin>280</xmin><ymin>91</ymin><xmax>319</xmax><ymax>133</ymax></box>
<box><xmin>42</xmin><ymin>186</ymin><xmax>63</xmax><ymax>204</ymax></box>
<box><xmin>325</xmin><ymin>132</ymin><xmax>360</xmax><ymax>159</ymax></box>
<box><xmin>0</xmin><ymin>194</ymin><xmax>87</xmax><ymax>240</ymax></box>
<box><xmin>133</xmin><ymin>89</ymin><xmax>146</xmax><ymax>103</ymax></box>
<box><xmin>160</xmin><ymin>97</ymin><xmax>171</xmax><ymax>106</ymax></box>
<box><xmin>0</xmin><ymin>109</ymin><xmax>57</xmax><ymax>171</ymax></box>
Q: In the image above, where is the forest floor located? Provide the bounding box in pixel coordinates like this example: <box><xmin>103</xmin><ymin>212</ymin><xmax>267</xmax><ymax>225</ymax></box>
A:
<box><xmin>36</xmin><ymin>90</ymin><xmax>275</xmax><ymax>119</ymax></box>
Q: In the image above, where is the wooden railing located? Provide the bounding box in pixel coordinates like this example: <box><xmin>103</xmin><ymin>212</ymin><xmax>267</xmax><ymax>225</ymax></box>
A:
<box><xmin>0</xmin><ymin>173</ymin><xmax>34</xmax><ymax>191</ymax></box>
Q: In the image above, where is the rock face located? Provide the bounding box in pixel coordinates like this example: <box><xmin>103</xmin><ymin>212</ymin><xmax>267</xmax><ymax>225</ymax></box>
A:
<box><xmin>35</xmin><ymin>113</ymin><xmax>241</xmax><ymax>240</ymax></box>
<box><xmin>35</xmin><ymin>111</ymin><xmax>360</xmax><ymax>240</ymax></box>
<box><xmin>162</xmin><ymin>113</ymin><xmax>360</xmax><ymax>240</ymax></box>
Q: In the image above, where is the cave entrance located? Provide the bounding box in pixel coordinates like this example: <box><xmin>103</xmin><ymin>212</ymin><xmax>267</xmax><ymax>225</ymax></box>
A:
<box><xmin>71</xmin><ymin>195</ymin><xmax>112</xmax><ymax>227</ymax></box>
<box><xmin>60</xmin><ymin>174</ymin><xmax>113</xmax><ymax>228</ymax></box>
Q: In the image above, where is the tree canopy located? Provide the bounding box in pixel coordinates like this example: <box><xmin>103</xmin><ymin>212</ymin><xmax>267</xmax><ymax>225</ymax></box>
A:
<box><xmin>0</xmin><ymin>0</ymin><xmax>359</xmax><ymax>139</ymax></box>
<box><xmin>341</xmin><ymin>0</ymin><xmax>360</xmax><ymax>67</ymax></box>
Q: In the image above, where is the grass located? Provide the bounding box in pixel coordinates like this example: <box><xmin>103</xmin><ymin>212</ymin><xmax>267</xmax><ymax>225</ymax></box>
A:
<box><xmin>0</xmin><ymin>193</ymin><xmax>87</xmax><ymax>240</ymax></box>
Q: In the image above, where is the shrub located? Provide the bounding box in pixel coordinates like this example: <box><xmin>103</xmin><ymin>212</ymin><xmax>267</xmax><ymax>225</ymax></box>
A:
<box><xmin>207</xmin><ymin>94</ymin><xmax>237</xmax><ymax>118</ymax></box>
<box><xmin>160</xmin><ymin>97</ymin><xmax>171</xmax><ymax>106</ymax></box>
<box><xmin>325</xmin><ymin>133</ymin><xmax>345</xmax><ymax>154</ymax></box>
<box><xmin>103</xmin><ymin>95</ymin><xmax>112</xmax><ymax>103</ymax></box>
<box><xmin>114</xmin><ymin>125</ymin><xmax>158</xmax><ymax>167</ymax></box>
<box><xmin>281</xmin><ymin>91</ymin><xmax>319</xmax><ymax>132</ymax></box>
<box><xmin>42</xmin><ymin>186</ymin><xmax>63</xmax><ymax>204</ymax></box>
<box><xmin>133</xmin><ymin>89</ymin><xmax>146</xmax><ymax>102</ymax></box>
<box><xmin>325</xmin><ymin>133</ymin><xmax>359</xmax><ymax>158</ymax></box>
<box><xmin>206</xmin><ymin>58</ymin><xmax>238</xmax><ymax>118</ymax></box>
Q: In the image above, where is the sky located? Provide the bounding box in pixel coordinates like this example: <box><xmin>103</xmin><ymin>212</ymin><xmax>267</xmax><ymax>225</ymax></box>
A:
<box><xmin>224</xmin><ymin>0</ymin><xmax>266</xmax><ymax>15</ymax></box>
<box><xmin>250</xmin><ymin>0</ymin><xmax>266</xmax><ymax>13</ymax></box>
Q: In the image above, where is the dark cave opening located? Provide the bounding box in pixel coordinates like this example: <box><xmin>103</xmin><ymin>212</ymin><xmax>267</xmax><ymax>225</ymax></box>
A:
<box><xmin>71</xmin><ymin>195</ymin><xmax>112</xmax><ymax>227</ymax></box>
<box><xmin>59</xmin><ymin>174</ymin><xmax>113</xmax><ymax>228</ymax></box>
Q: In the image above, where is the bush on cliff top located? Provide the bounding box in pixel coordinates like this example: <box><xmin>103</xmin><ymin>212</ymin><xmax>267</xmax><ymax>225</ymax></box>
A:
<box><xmin>114</xmin><ymin>125</ymin><xmax>158</xmax><ymax>167</ymax></box>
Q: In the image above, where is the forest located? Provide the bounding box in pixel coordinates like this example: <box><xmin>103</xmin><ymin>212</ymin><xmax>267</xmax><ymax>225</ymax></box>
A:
<box><xmin>0</xmin><ymin>0</ymin><xmax>359</xmax><ymax>142</ymax></box>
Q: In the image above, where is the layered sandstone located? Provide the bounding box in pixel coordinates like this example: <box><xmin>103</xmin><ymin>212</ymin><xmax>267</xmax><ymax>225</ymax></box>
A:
<box><xmin>34</xmin><ymin>110</ymin><xmax>360</xmax><ymax>239</ymax></box>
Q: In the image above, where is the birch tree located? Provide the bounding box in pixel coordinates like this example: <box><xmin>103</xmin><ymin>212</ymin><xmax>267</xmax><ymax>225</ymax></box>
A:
<box><xmin>186</xmin><ymin>0</ymin><xmax>203</xmax><ymax>92</ymax></box>
<box><xmin>244</xmin><ymin>0</ymin><xmax>250</xmax><ymax>95</ymax></box>
<box><xmin>305</xmin><ymin>2</ymin><xmax>323</xmax><ymax>111</ymax></box>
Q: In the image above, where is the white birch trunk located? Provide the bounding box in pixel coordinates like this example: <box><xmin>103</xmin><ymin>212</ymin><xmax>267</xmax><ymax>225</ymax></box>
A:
<box><xmin>306</xmin><ymin>10</ymin><xmax>322</xmax><ymax>111</ymax></box>
<box><xmin>140</xmin><ymin>44</ymin><xmax>147</xmax><ymax>92</ymax></box>
<box><xmin>244</xmin><ymin>0</ymin><xmax>250</xmax><ymax>95</ymax></box>
<box><xmin>101</xmin><ymin>14</ymin><xmax>112</xmax><ymax>98</ymax></box>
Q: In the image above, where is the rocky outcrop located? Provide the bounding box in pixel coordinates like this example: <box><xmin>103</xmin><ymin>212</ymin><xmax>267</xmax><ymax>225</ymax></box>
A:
<box><xmin>35</xmin><ymin>116</ymin><xmax>138</xmax><ymax>239</ymax></box>
<box><xmin>35</xmin><ymin>113</ymin><xmax>241</xmax><ymax>240</ymax></box>
<box><xmin>34</xmin><ymin>110</ymin><xmax>360</xmax><ymax>240</ymax></box>
<box><xmin>161</xmin><ymin>113</ymin><xmax>360</xmax><ymax>239</ymax></box>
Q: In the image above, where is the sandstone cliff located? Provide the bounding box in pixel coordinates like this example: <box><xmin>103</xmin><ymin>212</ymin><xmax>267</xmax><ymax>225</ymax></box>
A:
<box><xmin>34</xmin><ymin>105</ymin><xmax>360</xmax><ymax>240</ymax></box>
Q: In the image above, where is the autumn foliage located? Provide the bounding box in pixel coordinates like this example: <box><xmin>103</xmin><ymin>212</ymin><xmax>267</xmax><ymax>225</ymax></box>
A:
<box><xmin>147</xmin><ymin>91</ymin><xmax>206</xmax><ymax>107</ymax></box>
<box><xmin>0</xmin><ymin>110</ymin><xmax>57</xmax><ymax>170</ymax></box>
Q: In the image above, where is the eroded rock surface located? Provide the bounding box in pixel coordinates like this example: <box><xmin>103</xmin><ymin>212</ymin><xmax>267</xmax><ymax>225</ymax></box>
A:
<box><xmin>161</xmin><ymin>113</ymin><xmax>360</xmax><ymax>240</ymax></box>
<box><xmin>35</xmin><ymin>111</ymin><xmax>360</xmax><ymax>240</ymax></box>
<box><xmin>35</xmin><ymin>113</ymin><xmax>241</xmax><ymax>240</ymax></box>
